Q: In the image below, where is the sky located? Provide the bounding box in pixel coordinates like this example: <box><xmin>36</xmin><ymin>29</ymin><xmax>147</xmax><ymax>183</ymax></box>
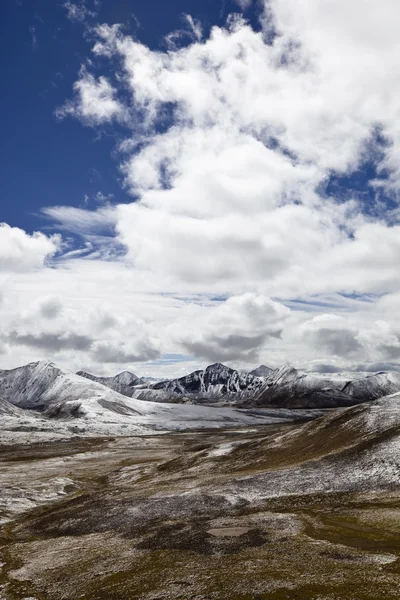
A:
<box><xmin>2</xmin><ymin>0</ymin><xmax>400</xmax><ymax>378</ymax></box>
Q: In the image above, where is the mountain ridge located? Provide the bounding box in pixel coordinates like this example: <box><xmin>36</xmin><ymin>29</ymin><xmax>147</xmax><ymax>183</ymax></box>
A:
<box><xmin>76</xmin><ymin>369</ymin><xmax>144</xmax><ymax>397</ymax></box>
<box><xmin>0</xmin><ymin>360</ymin><xmax>290</xmax><ymax>441</ymax></box>
<box><xmin>3</xmin><ymin>359</ymin><xmax>400</xmax><ymax>412</ymax></box>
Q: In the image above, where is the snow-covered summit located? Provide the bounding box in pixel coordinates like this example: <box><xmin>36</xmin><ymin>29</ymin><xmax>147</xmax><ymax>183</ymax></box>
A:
<box><xmin>0</xmin><ymin>360</ymin><xmax>66</xmax><ymax>410</ymax></box>
<box><xmin>76</xmin><ymin>369</ymin><xmax>143</xmax><ymax>397</ymax></box>
<box><xmin>342</xmin><ymin>371</ymin><xmax>400</xmax><ymax>402</ymax></box>
<box><xmin>249</xmin><ymin>365</ymin><xmax>273</xmax><ymax>378</ymax></box>
<box><xmin>86</xmin><ymin>361</ymin><xmax>400</xmax><ymax>409</ymax></box>
<box><xmin>151</xmin><ymin>362</ymin><xmax>265</xmax><ymax>399</ymax></box>
<box><xmin>249</xmin><ymin>365</ymin><xmax>358</xmax><ymax>409</ymax></box>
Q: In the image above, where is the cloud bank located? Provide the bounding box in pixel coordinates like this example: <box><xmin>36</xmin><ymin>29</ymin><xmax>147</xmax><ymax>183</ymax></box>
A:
<box><xmin>4</xmin><ymin>0</ymin><xmax>400</xmax><ymax>376</ymax></box>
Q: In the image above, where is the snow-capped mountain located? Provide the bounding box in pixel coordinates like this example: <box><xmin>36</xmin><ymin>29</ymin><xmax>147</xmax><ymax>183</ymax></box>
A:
<box><xmin>76</xmin><ymin>370</ymin><xmax>144</xmax><ymax>397</ymax></box>
<box><xmin>5</xmin><ymin>360</ymin><xmax>400</xmax><ymax>422</ymax></box>
<box><xmin>342</xmin><ymin>371</ymin><xmax>400</xmax><ymax>402</ymax></box>
<box><xmin>247</xmin><ymin>365</ymin><xmax>360</xmax><ymax>408</ymax></box>
<box><xmin>0</xmin><ymin>361</ymin><xmax>288</xmax><ymax>441</ymax></box>
<box><xmin>248</xmin><ymin>364</ymin><xmax>273</xmax><ymax>378</ymax></box>
<box><xmin>83</xmin><ymin>361</ymin><xmax>400</xmax><ymax>409</ymax></box>
<box><xmin>150</xmin><ymin>362</ymin><xmax>265</xmax><ymax>401</ymax></box>
<box><xmin>142</xmin><ymin>363</ymin><xmax>355</xmax><ymax>407</ymax></box>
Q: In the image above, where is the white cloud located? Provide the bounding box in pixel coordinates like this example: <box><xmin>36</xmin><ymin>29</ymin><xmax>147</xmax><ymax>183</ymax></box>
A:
<box><xmin>38</xmin><ymin>296</ymin><xmax>63</xmax><ymax>319</ymax></box>
<box><xmin>234</xmin><ymin>0</ymin><xmax>253</xmax><ymax>11</ymax></box>
<box><xmin>171</xmin><ymin>293</ymin><xmax>291</xmax><ymax>363</ymax></box>
<box><xmin>90</xmin><ymin>338</ymin><xmax>160</xmax><ymax>363</ymax></box>
<box><xmin>165</xmin><ymin>15</ymin><xmax>203</xmax><ymax>48</ymax></box>
<box><xmin>0</xmin><ymin>265</ymin><xmax>163</xmax><ymax>372</ymax></box>
<box><xmin>0</xmin><ymin>224</ymin><xmax>60</xmax><ymax>272</ymax></box>
<box><xmin>184</xmin><ymin>15</ymin><xmax>202</xmax><ymax>41</ymax></box>
<box><xmin>57</xmin><ymin>69</ymin><xmax>124</xmax><ymax>125</ymax></box>
<box><xmin>84</xmin><ymin>14</ymin><xmax>400</xmax><ymax>300</ymax></box>
<box><xmin>42</xmin><ymin>205</ymin><xmax>116</xmax><ymax>235</ymax></box>
<box><xmin>300</xmin><ymin>315</ymin><xmax>362</xmax><ymax>359</ymax></box>
<box><xmin>64</xmin><ymin>1</ymin><xmax>96</xmax><ymax>23</ymax></box>
<box><xmin>5</xmin><ymin>1</ymin><xmax>400</xmax><ymax>375</ymax></box>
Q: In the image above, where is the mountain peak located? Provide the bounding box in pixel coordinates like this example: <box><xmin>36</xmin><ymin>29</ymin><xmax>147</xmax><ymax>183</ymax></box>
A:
<box><xmin>76</xmin><ymin>370</ymin><xmax>141</xmax><ymax>396</ymax></box>
<box><xmin>116</xmin><ymin>370</ymin><xmax>136</xmax><ymax>376</ymax></box>
<box><xmin>114</xmin><ymin>371</ymin><xmax>140</xmax><ymax>385</ymax></box>
<box><xmin>205</xmin><ymin>362</ymin><xmax>232</xmax><ymax>372</ymax></box>
<box><xmin>31</xmin><ymin>359</ymin><xmax>57</xmax><ymax>370</ymax></box>
<box><xmin>249</xmin><ymin>365</ymin><xmax>273</xmax><ymax>378</ymax></box>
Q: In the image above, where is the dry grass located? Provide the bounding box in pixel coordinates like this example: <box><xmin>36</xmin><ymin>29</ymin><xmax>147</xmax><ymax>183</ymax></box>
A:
<box><xmin>1</xmin><ymin>420</ymin><xmax>400</xmax><ymax>599</ymax></box>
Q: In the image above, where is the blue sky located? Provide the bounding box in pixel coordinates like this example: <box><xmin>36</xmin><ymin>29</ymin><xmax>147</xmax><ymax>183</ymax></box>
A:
<box><xmin>2</xmin><ymin>0</ymin><xmax>400</xmax><ymax>377</ymax></box>
<box><xmin>1</xmin><ymin>0</ymin><xmax>262</xmax><ymax>233</ymax></box>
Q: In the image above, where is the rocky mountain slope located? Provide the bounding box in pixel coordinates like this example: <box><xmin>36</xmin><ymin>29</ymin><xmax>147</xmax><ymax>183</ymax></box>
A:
<box><xmin>76</xmin><ymin>370</ymin><xmax>143</xmax><ymax>397</ymax></box>
<box><xmin>0</xmin><ymin>396</ymin><xmax>27</xmax><ymax>417</ymax></box>
<box><xmin>342</xmin><ymin>371</ymin><xmax>400</xmax><ymax>402</ymax></box>
<box><xmin>74</xmin><ymin>364</ymin><xmax>271</xmax><ymax>403</ymax></box>
<box><xmin>4</xmin><ymin>360</ymin><xmax>400</xmax><ymax>420</ymax></box>
<box><xmin>84</xmin><ymin>361</ymin><xmax>400</xmax><ymax>409</ymax></box>
<box><xmin>249</xmin><ymin>364</ymin><xmax>273</xmax><ymax>378</ymax></box>
<box><xmin>246</xmin><ymin>365</ymin><xmax>357</xmax><ymax>409</ymax></box>
<box><xmin>134</xmin><ymin>362</ymin><xmax>400</xmax><ymax>408</ymax></box>
<box><xmin>150</xmin><ymin>362</ymin><xmax>265</xmax><ymax>400</ymax></box>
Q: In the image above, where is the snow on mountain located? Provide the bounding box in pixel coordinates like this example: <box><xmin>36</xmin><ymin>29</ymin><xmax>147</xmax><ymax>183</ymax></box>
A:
<box><xmin>249</xmin><ymin>365</ymin><xmax>273</xmax><ymax>378</ymax></box>
<box><xmin>151</xmin><ymin>362</ymin><xmax>265</xmax><ymax>401</ymax></box>
<box><xmin>248</xmin><ymin>365</ymin><xmax>358</xmax><ymax>409</ymax></box>
<box><xmin>83</xmin><ymin>361</ymin><xmax>400</xmax><ymax>409</ymax></box>
<box><xmin>0</xmin><ymin>396</ymin><xmax>27</xmax><ymax>417</ymax></box>
<box><xmin>342</xmin><ymin>371</ymin><xmax>400</xmax><ymax>402</ymax></box>
<box><xmin>141</xmin><ymin>376</ymin><xmax>163</xmax><ymax>384</ymax></box>
<box><xmin>0</xmin><ymin>361</ymin><xmax>290</xmax><ymax>441</ymax></box>
<box><xmin>76</xmin><ymin>370</ymin><xmax>144</xmax><ymax>397</ymax></box>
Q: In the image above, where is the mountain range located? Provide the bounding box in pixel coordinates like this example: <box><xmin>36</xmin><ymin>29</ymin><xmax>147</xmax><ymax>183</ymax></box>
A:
<box><xmin>1</xmin><ymin>359</ymin><xmax>400</xmax><ymax>444</ymax></box>
<box><xmin>77</xmin><ymin>362</ymin><xmax>400</xmax><ymax>408</ymax></box>
<box><xmin>76</xmin><ymin>369</ymin><xmax>144</xmax><ymax>397</ymax></box>
<box><xmin>0</xmin><ymin>360</ymin><xmax>293</xmax><ymax>443</ymax></box>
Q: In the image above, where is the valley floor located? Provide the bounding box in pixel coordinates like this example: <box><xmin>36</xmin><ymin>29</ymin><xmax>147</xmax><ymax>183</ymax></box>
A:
<box><xmin>1</xmin><ymin>424</ymin><xmax>400</xmax><ymax>599</ymax></box>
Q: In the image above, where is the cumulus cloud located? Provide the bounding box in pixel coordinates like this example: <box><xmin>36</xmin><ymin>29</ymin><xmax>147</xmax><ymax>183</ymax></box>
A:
<box><xmin>305</xmin><ymin>327</ymin><xmax>362</xmax><ymax>359</ymax></box>
<box><xmin>90</xmin><ymin>339</ymin><xmax>160</xmax><ymax>363</ymax></box>
<box><xmin>357</xmin><ymin>320</ymin><xmax>400</xmax><ymax>360</ymax></box>
<box><xmin>74</xmin><ymin>10</ymin><xmax>400</xmax><ymax>299</ymax></box>
<box><xmin>6</xmin><ymin>1</ymin><xmax>400</xmax><ymax>375</ymax></box>
<box><xmin>0</xmin><ymin>224</ymin><xmax>60</xmax><ymax>272</ymax></box>
<box><xmin>38</xmin><ymin>296</ymin><xmax>63</xmax><ymax>319</ymax></box>
<box><xmin>8</xmin><ymin>332</ymin><xmax>93</xmax><ymax>352</ymax></box>
<box><xmin>57</xmin><ymin>69</ymin><xmax>124</xmax><ymax>125</ymax></box>
<box><xmin>0</xmin><ymin>278</ymin><xmax>162</xmax><ymax>370</ymax></box>
<box><xmin>172</xmin><ymin>294</ymin><xmax>290</xmax><ymax>363</ymax></box>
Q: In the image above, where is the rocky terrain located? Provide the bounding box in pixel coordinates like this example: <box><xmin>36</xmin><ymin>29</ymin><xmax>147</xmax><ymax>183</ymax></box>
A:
<box><xmin>150</xmin><ymin>362</ymin><xmax>265</xmax><ymax>401</ymax></box>
<box><xmin>1</xmin><ymin>389</ymin><xmax>400</xmax><ymax>598</ymax></box>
